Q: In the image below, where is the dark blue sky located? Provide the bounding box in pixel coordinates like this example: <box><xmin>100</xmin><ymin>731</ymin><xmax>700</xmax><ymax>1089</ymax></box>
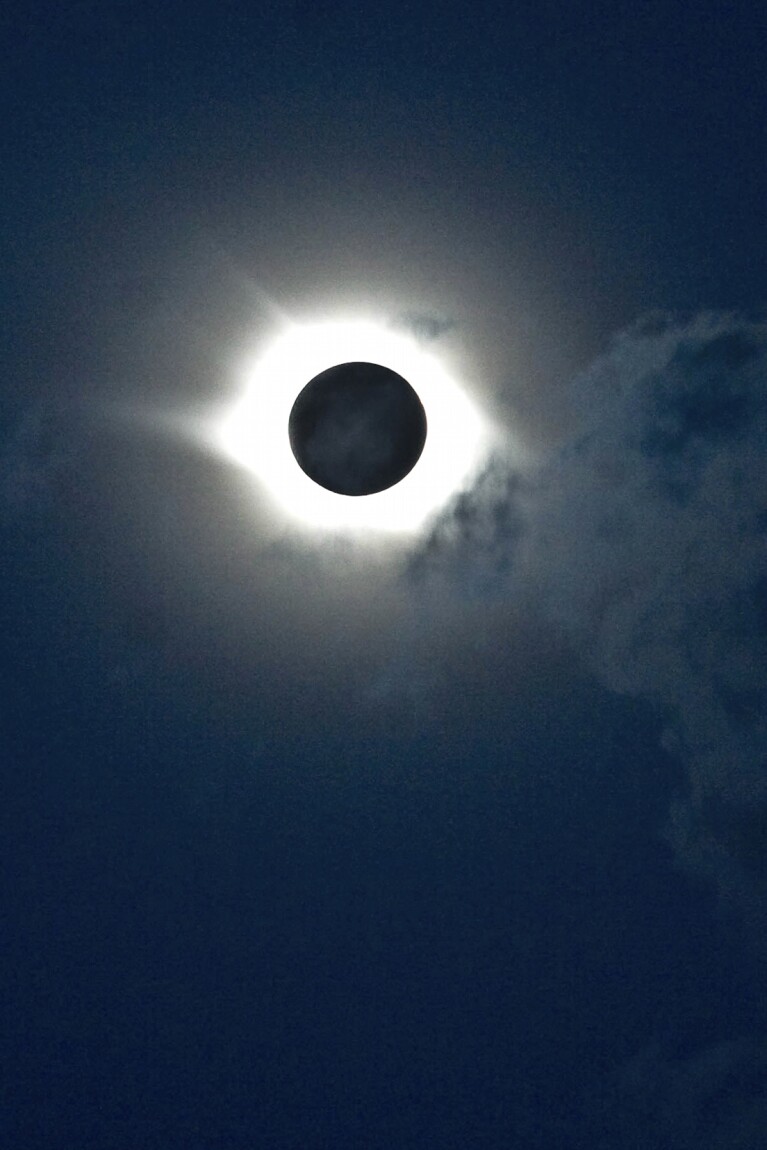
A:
<box><xmin>2</xmin><ymin>3</ymin><xmax>766</xmax><ymax>1147</ymax></box>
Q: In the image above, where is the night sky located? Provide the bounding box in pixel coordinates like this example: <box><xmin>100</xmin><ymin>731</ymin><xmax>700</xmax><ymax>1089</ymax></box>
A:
<box><xmin>2</xmin><ymin>2</ymin><xmax>766</xmax><ymax>1147</ymax></box>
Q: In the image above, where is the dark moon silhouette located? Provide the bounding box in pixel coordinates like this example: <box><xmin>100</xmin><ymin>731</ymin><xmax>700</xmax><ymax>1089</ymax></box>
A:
<box><xmin>288</xmin><ymin>362</ymin><xmax>428</xmax><ymax>496</ymax></box>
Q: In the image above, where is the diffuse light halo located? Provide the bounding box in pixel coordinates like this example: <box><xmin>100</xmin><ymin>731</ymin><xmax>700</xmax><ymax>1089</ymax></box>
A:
<box><xmin>217</xmin><ymin>318</ymin><xmax>488</xmax><ymax>533</ymax></box>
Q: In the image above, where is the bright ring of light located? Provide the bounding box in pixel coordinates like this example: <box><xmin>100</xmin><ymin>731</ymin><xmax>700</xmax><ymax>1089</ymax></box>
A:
<box><xmin>216</xmin><ymin>318</ymin><xmax>489</xmax><ymax>533</ymax></box>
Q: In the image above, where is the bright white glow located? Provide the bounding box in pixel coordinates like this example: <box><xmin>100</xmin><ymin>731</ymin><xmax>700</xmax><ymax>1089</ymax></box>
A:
<box><xmin>216</xmin><ymin>318</ymin><xmax>490</xmax><ymax>533</ymax></box>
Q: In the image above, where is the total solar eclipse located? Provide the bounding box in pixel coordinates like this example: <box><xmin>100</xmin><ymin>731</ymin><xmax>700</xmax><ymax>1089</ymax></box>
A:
<box><xmin>216</xmin><ymin>318</ymin><xmax>488</xmax><ymax>533</ymax></box>
<box><xmin>288</xmin><ymin>361</ymin><xmax>428</xmax><ymax>496</ymax></box>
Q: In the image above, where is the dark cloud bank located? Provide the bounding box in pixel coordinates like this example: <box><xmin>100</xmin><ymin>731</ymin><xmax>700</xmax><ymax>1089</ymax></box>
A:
<box><xmin>413</xmin><ymin>310</ymin><xmax>767</xmax><ymax>939</ymax></box>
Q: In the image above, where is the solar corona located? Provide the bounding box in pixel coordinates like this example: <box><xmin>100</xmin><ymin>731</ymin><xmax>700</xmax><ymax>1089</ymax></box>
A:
<box><xmin>217</xmin><ymin>318</ymin><xmax>488</xmax><ymax>533</ymax></box>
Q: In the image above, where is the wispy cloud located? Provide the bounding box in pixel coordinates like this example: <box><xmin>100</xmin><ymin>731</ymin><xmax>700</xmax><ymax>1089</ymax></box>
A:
<box><xmin>409</xmin><ymin>311</ymin><xmax>767</xmax><ymax>936</ymax></box>
<box><xmin>394</xmin><ymin>310</ymin><xmax>456</xmax><ymax>343</ymax></box>
<box><xmin>0</xmin><ymin>405</ymin><xmax>73</xmax><ymax>526</ymax></box>
<box><xmin>597</xmin><ymin>1035</ymin><xmax>767</xmax><ymax>1149</ymax></box>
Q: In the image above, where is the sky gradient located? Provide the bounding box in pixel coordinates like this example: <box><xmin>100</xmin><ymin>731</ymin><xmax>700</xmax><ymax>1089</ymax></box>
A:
<box><xmin>2</xmin><ymin>2</ymin><xmax>766</xmax><ymax>1147</ymax></box>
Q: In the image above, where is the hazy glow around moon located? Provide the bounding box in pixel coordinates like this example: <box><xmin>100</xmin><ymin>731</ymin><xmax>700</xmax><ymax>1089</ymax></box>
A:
<box><xmin>216</xmin><ymin>318</ymin><xmax>491</xmax><ymax>533</ymax></box>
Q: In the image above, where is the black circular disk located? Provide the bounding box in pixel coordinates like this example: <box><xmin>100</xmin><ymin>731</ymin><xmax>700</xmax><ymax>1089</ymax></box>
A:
<box><xmin>288</xmin><ymin>362</ymin><xmax>428</xmax><ymax>496</ymax></box>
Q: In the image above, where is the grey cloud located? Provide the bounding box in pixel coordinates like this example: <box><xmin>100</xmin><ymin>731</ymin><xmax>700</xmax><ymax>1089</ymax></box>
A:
<box><xmin>533</xmin><ymin>313</ymin><xmax>767</xmax><ymax>931</ymax></box>
<box><xmin>411</xmin><ymin>312</ymin><xmax>767</xmax><ymax>933</ymax></box>
<box><xmin>0</xmin><ymin>406</ymin><xmax>75</xmax><ymax>526</ymax></box>
<box><xmin>597</xmin><ymin>1036</ymin><xmax>767</xmax><ymax>1149</ymax></box>
<box><xmin>394</xmin><ymin>310</ymin><xmax>456</xmax><ymax>343</ymax></box>
<box><xmin>408</xmin><ymin>459</ymin><xmax>526</xmax><ymax>597</ymax></box>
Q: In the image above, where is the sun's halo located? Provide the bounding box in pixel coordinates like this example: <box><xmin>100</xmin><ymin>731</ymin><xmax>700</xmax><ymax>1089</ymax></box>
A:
<box><xmin>215</xmin><ymin>318</ymin><xmax>489</xmax><ymax>533</ymax></box>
